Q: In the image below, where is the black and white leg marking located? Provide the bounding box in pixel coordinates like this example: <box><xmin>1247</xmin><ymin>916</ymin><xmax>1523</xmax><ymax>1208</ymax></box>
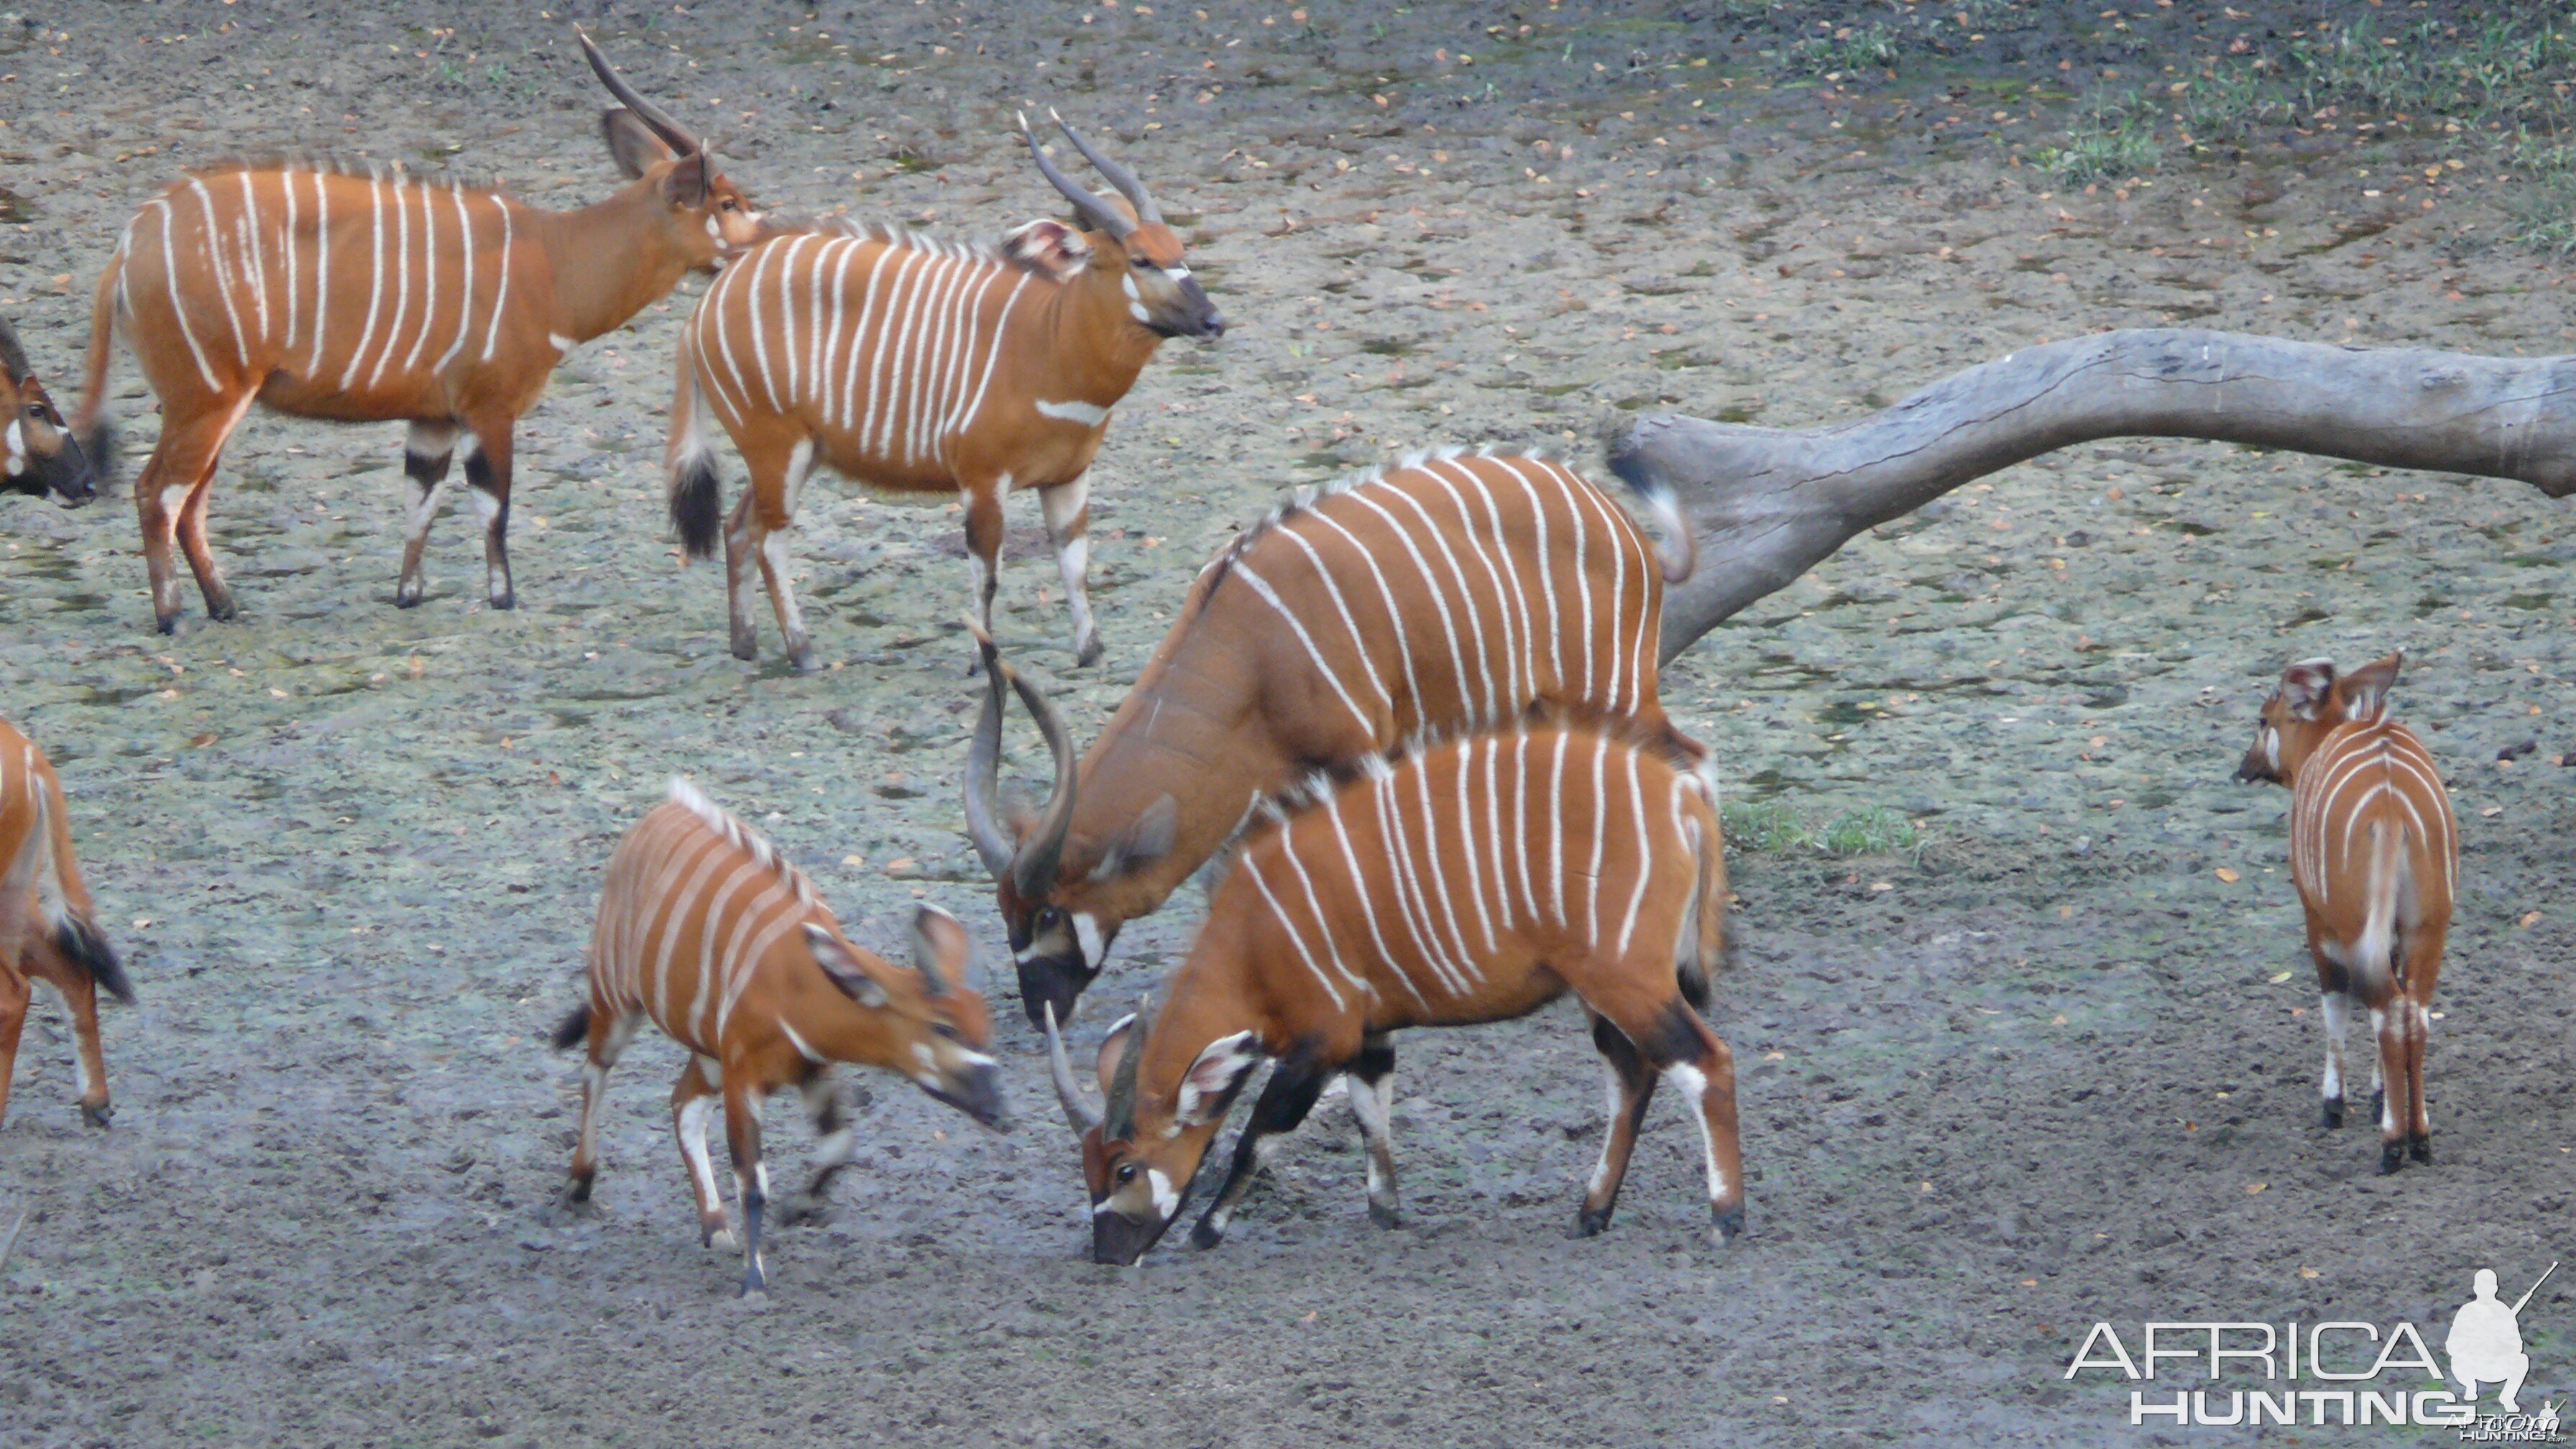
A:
<box><xmin>1039</xmin><ymin>473</ymin><xmax>1100</xmax><ymax>666</ymax></box>
<box><xmin>1345</xmin><ymin>1035</ymin><xmax>1400</xmax><ymax>1228</ymax></box>
<box><xmin>780</xmin><ymin>1070</ymin><xmax>854</xmax><ymax>1225</ymax></box>
<box><xmin>395</xmin><ymin>420</ymin><xmax>456</xmax><ymax>608</ymax></box>
<box><xmin>1189</xmin><ymin>1054</ymin><xmax>1332</xmax><ymax>1250</ymax></box>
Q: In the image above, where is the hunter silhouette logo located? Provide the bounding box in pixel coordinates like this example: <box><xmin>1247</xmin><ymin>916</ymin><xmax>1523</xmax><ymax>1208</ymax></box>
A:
<box><xmin>2450</xmin><ymin>1264</ymin><xmax>2552</xmax><ymax>1414</ymax></box>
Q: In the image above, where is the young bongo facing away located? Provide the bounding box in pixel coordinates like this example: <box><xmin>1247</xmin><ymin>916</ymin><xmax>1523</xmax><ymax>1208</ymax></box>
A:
<box><xmin>1038</xmin><ymin>707</ymin><xmax>1741</xmax><ymax>1265</ymax></box>
<box><xmin>0</xmin><ymin>718</ymin><xmax>132</xmax><ymax>1128</ymax></box>
<box><xmin>553</xmin><ymin>780</ymin><xmax>1007</xmax><ymax>1294</ymax></box>
<box><xmin>2237</xmin><ymin>651</ymin><xmax>2455</xmax><ymax>1174</ymax></box>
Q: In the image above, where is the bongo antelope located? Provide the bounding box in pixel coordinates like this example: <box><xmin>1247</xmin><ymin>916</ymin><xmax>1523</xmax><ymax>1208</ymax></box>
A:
<box><xmin>663</xmin><ymin>112</ymin><xmax>1223</xmax><ymax>672</ymax></box>
<box><xmin>0</xmin><ymin>718</ymin><xmax>132</xmax><ymax>1129</ymax></box>
<box><xmin>1024</xmin><ymin>697</ymin><xmax>1739</xmax><ymax>1264</ymax></box>
<box><xmin>2236</xmin><ymin>651</ymin><xmax>2455</xmax><ymax>1174</ymax></box>
<box><xmin>968</xmin><ymin>448</ymin><xmax>1702</xmax><ymax>1028</ymax></box>
<box><xmin>553</xmin><ymin>780</ymin><xmax>1006</xmax><ymax>1294</ymax></box>
<box><xmin>0</xmin><ymin>321</ymin><xmax>97</xmax><ymax>505</ymax></box>
<box><xmin>72</xmin><ymin>32</ymin><xmax>763</xmax><ymax>632</ymax></box>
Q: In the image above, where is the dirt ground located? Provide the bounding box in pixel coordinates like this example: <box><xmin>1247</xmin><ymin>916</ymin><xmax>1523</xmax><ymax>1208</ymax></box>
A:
<box><xmin>0</xmin><ymin>2</ymin><xmax>2570</xmax><ymax>1445</ymax></box>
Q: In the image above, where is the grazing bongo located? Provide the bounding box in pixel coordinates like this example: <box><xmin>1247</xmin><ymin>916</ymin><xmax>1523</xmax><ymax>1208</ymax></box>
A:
<box><xmin>0</xmin><ymin>320</ymin><xmax>97</xmax><ymax>505</ymax></box>
<box><xmin>2237</xmin><ymin>651</ymin><xmax>2456</xmax><ymax>1173</ymax></box>
<box><xmin>1025</xmin><ymin>693</ymin><xmax>1739</xmax><ymax>1264</ymax></box>
<box><xmin>553</xmin><ymin>780</ymin><xmax>1007</xmax><ymax>1294</ymax></box>
<box><xmin>0</xmin><ymin>718</ymin><xmax>133</xmax><ymax>1129</ymax></box>
<box><xmin>73</xmin><ymin>32</ymin><xmax>763</xmax><ymax>630</ymax></box>
<box><xmin>967</xmin><ymin>448</ymin><xmax>1704</xmax><ymax>1029</ymax></box>
<box><xmin>663</xmin><ymin>113</ymin><xmax>1223</xmax><ymax>672</ymax></box>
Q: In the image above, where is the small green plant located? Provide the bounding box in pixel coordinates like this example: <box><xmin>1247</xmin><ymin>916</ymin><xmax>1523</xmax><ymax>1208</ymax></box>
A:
<box><xmin>1785</xmin><ymin>23</ymin><xmax>1901</xmax><ymax>78</ymax></box>
<box><xmin>2038</xmin><ymin>88</ymin><xmax>2161</xmax><ymax>183</ymax></box>
<box><xmin>1722</xmin><ymin>799</ymin><xmax>1929</xmax><ymax>858</ymax></box>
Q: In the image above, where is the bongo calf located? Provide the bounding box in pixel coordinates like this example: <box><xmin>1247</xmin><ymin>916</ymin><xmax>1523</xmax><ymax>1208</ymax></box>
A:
<box><xmin>2237</xmin><ymin>651</ymin><xmax>2455</xmax><ymax>1173</ymax></box>
<box><xmin>0</xmin><ymin>719</ymin><xmax>132</xmax><ymax>1128</ymax></box>
<box><xmin>553</xmin><ymin>781</ymin><xmax>1007</xmax><ymax>1294</ymax></box>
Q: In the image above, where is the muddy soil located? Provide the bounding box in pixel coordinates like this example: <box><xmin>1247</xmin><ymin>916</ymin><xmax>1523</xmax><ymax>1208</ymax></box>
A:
<box><xmin>0</xmin><ymin>2</ymin><xmax>2569</xmax><ymax>1445</ymax></box>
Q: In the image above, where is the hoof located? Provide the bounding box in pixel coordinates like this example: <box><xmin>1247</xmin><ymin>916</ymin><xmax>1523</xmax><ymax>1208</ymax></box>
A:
<box><xmin>776</xmin><ymin>1195</ymin><xmax>830</xmax><ymax>1228</ymax></box>
<box><xmin>1074</xmin><ymin>637</ymin><xmax>1105</xmax><ymax>668</ymax></box>
<box><xmin>394</xmin><ymin>590</ymin><xmax>424</xmax><ymax>610</ymax></box>
<box><xmin>2409</xmin><ymin>1132</ymin><xmax>2432</xmax><ymax>1165</ymax></box>
<box><xmin>205</xmin><ymin>601</ymin><xmax>238</xmax><ymax>622</ymax></box>
<box><xmin>737</xmin><ymin>1269</ymin><xmax>768</xmax><ymax>1297</ymax></box>
<box><xmin>1367</xmin><ymin>1200</ymin><xmax>1401</xmax><ymax>1230</ymax></box>
<box><xmin>730</xmin><ymin>638</ymin><xmax>758</xmax><ymax>663</ymax></box>
<box><xmin>2319</xmin><ymin>1098</ymin><xmax>2344</xmax><ymax>1129</ymax></box>
<box><xmin>704</xmin><ymin>1223</ymin><xmax>738</xmax><ymax>1253</ymax></box>
<box><xmin>788</xmin><ymin>646</ymin><xmax>820</xmax><ymax>676</ymax></box>
<box><xmin>489</xmin><ymin>593</ymin><xmax>516</xmax><ymax>612</ymax></box>
<box><xmin>1576</xmin><ymin>1205</ymin><xmax>1613</xmax><ymax>1238</ymax></box>
<box><xmin>1187</xmin><ymin>1218</ymin><xmax>1226</xmax><ymax>1251</ymax></box>
<box><xmin>2378</xmin><ymin>1142</ymin><xmax>2406</xmax><ymax>1176</ymax></box>
<box><xmin>153</xmin><ymin>614</ymin><xmax>180</xmax><ymax>636</ymax></box>
<box><xmin>79</xmin><ymin>1100</ymin><xmax>112</xmax><ymax>1129</ymax></box>
<box><xmin>1712</xmin><ymin>1204</ymin><xmax>1747</xmax><ymax>1243</ymax></box>
<box><xmin>556</xmin><ymin>1190</ymin><xmax>600</xmax><ymax>1218</ymax></box>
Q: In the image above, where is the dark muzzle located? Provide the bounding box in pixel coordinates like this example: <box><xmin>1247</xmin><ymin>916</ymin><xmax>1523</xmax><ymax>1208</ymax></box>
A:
<box><xmin>1016</xmin><ymin>949</ymin><xmax>1098</xmax><ymax>1031</ymax></box>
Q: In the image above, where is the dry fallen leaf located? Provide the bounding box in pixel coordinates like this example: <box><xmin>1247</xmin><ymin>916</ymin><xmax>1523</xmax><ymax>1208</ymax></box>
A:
<box><xmin>2300</xmin><ymin>1266</ymin><xmax>2321</xmax><ymax>1279</ymax></box>
<box><xmin>2270</xmin><ymin>970</ymin><xmax>2294</xmax><ymax>983</ymax></box>
<box><xmin>842</xmin><ymin>854</ymin><xmax>866</xmax><ymax>868</ymax></box>
<box><xmin>883</xmin><ymin>857</ymin><xmax>915</xmax><ymax>872</ymax></box>
<box><xmin>2214</xmin><ymin>867</ymin><xmax>2241</xmax><ymax>883</ymax></box>
<box><xmin>2482</xmin><ymin>806</ymin><xmax>2503</xmax><ymax>817</ymax></box>
<box><xmin>2246</xmin><ymin>1182</ymin><xmax>2267</xmax><ymax>1194</ymax></box>
<box><xmin>2521</xmin><ymin>911</ymin><xmax>2543</xmax><ymax>928</ymax></box>
<box><xmin>188</xmin><ymin>732</ymin><xmax>216</xmax><ymax>748</ymax></box>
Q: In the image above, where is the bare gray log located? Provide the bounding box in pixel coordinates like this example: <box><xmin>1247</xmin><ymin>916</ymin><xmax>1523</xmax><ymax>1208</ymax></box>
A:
<box><xmin>1608</xmin><ymin>328</ymin><xmax>2576</xmax><ymax>663</ymax></box>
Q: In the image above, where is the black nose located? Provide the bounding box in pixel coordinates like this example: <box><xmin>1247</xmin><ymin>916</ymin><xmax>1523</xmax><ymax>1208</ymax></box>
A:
<box><xmin>1016</xmin><ymin>951</ymin><xmax>1095</xmax><ymax>1031</ymax></box>
<box><xmin>1201</xmin><ymin>312</ymin><xmax>1227</xmax><ymax>339</ymax></box>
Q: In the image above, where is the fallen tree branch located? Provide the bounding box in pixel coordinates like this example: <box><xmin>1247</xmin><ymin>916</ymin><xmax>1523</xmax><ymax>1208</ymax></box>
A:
<box><xmin>1608</xmin><ymin>328</ymin><xmax>2576</xmax><ymax>663</ymax></box>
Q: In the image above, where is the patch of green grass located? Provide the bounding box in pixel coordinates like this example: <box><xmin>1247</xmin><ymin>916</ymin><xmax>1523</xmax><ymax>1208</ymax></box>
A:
<box><xmin>2038</xmin><ymin>89</ymin><xmax>2162</xmax><ymax>183</ymax></box>
<box><xmin>1785</xmin><ymin>23</ymin><xmax>1902</xmax><ymax>78</ymax></box>
<box><xmin>1722</xmin><ymin>799</ymin><xmax>1931</xmax><ymax>858</ymax></box>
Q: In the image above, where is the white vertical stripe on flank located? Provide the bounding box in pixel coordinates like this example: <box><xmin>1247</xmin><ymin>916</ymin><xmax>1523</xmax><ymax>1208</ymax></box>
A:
<box><xmin>1276</xmin><ymin>819</ymin><xmax>1371</xmax><ymax>1001</ymax></box>
<box><xmin>1242</xmin><ymin>852</ymin><xmax>1346</xmax><ymax>1011</ymax></box>
<box><xmin>479</xmin><ymin>198</ymin><xmax>514</xmax><ymax>363</ymax></box>
<box><xmin>1482</xmin><ymin>735</ymin><xmax>1511</xmax><ymax>932</ymax></box>
<box><xmin>779</xmin><ymin>236</ymin><xmax>816</xmax><ymax>405</ymax></box>
<box><xmin>307</xmin><ymin>170</ymin><xmax>332</xmax><ymax>375</ymax></box>
<box><xmin>367</xmin><ymin>176</ymin><xmax>415</xmax><ymax>390</ymax></box>
<box><xmin>1615</xmin><ymin>746</ymin><xmax>1652</xmax><ymax>957</ymax></box>
<box><xmin>1376</xmin><ymin>481</ymin><xmax>1498</xmax><ymax>723</ymax></box>
<box><xmin>1277</xmin><ymin>525</ymin><xmax>1394</xmax><ymax>710</ymax></box>
<box><xmin>860</xmin><ymin>247</ymin><xmax>924</xmax><ymax>455</ymax></box>
<box><xmin>400</xmin><ymin>179</ymin><xmax>443</xmax><ymax>374</ymax></box>
<box><xmin>434</xmin><ymin>184</ymin><xmax>477</xmax><ymax>374</ymax></box>
<box><xmin>949</xmin><ymin>271</ymin><xmax>1029</xmax><ymax>451</ymax></box>
<box><xmin>870</xmin><ymin>249</ymin><xmax>933</xmax><ymax>459</ymax></box>
<box><xmin>938</xmin><ymin>267</ymin><xmax>1002</xmax><ymax>461</ymax></box>
<box><xmin>1491</xmin><ymin>459</ymin><xmax>1563</xmax><ymax>684</ymax></box>
<box><xmin>1324</xmin><ymin>797</ymin><xmax>1430</xmax><ymax>1009</ymax></box>
<box><xmin>1557</xmin><ymin>464</ymin><xmax>1632</xmax><ymax>712</ymax></box>
<box><xmin>686</xmin><ymin>861</ymin><xmax>766</xmax><ymax>1039</ymax></box>
<box><xmin>1343</xmin><ymin>493</ymin><xmax>1470</xmax><ymax>727</ymax></box>
<box><xmin>234</xmin><ymin>172</ymin><xmax>271</xmax><ymax>347</ymax></box>
<box><xmin>1453</xmin><ymin>742</ymin><xmax>1496</xmax><ymax>952</ymax></box>
<box><xmin>186</xmin><ymin>179</ymin><xmax>251</xmax><ymax>369</ymax></box>
<box><xmin>742</xmin><ymin>238</ymin><xmax>785</xmax><ymax>413</ymax></box>
<box><xmin>805</xmin><ymin>239</ymin><xmax>832</xmax><ymax>406</ymax></box>
<box><xmin>1425</xmin><ymin>461</ymin><xmax>1524</xmax><ymax>707</ymax></box>
<box><xmin>845</xmin><ymin>246</ymin><xmax>902</xmax><ymax>436</ymax></box>
<box><xmin>1305</xmin><ymin>508</ymin><xmax>1423</xmax><ymax>727</ymax></box>
<box><xmin>714</xmin><ymin>881</ymin><xmax>800</xmax><ymax>1035</ymax></box>
<box><xmin>1534</xmin><ymin>461</ymin><xmax>1596</xmax><ymax>700</ymax></box>
<box><xmin>1549</xmin><ymin>732</ymin><xmax>1570</xmax><ymax>929</ymax></box>
<box><xmin>904</xmin><ymin>256</ymin><xmax>960</xmax><ymax>464</ymax></box>
<box><xmin>151</xmin><ymin>201</ymin><xmax>222</xmax><ymax>392</ymax></box>
<box><xmin>341</xmin><ymin>178</ymin><xmax>389</xmax><ymax>389</ymax></box>
<box><xmin>1450</xmin><ymin>459</ymin><xmax>1541</xmax><ymax>704</ymax></box>
<box><xmin>820</xmin><ymin>240</ymin><xmax>857</xmax><ymax>430</ymax></box>
<box><xmin>282</xmin><ymin>172</ymin><xmax>300</xmax><ymax>353</ymax></box>
<box><xmin>1372</xmin><ymin>772</ymin><xmax>1466</xmax><ymax>997</ymax></box>
<box><xmin>1586</xmin><ymin>733</ymin><xmax>1610</xmax><ymax>939</ymax></box>
<box><xmin>1513</xmin><ymin>731</ymin><xmax>1537</xmax><ymax>919</ymax></box>
<box><xmin>924</xmin><ymin>265</ymin><xmax>985</xmax><ymax>465</ymax></box>
<box><xmin>648</xmin><ymin>828</ymin><xmax>733</xmax><ymax>1030</ymax></box>
<box><xmin>1228</xmin><ymin>563</ymin><xmax>1374</xmax><ymax>735</ymax></box>
<box><xmin>1409</xmin><ymin>758</ymin><xmax>1482</xmax><ymax>981</ymax></box>
<box><xmin>708</xmin><ymin>264</ymin><xmax>758</xmax><ymax>417</ymax></box>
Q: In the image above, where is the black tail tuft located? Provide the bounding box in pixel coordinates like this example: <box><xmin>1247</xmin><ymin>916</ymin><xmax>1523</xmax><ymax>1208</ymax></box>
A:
<box><xmin>77</xmin><ymin>418</ymin><xmax>117</xmax><ymax>489</ymax></box>
<box><xmin>551</xmin><ymin>1003</ymin><xmax>593</xmax><ymax>1052</ymax></box>
<box><xmin>670</xmin><ymin>454</ymin><xmax>722</xmax><ymax>561</ymax></box>
<box><xmin>57</xmin><ymin>916</ymin><xmax>132</xmax><ymax>1004</ymax></box>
